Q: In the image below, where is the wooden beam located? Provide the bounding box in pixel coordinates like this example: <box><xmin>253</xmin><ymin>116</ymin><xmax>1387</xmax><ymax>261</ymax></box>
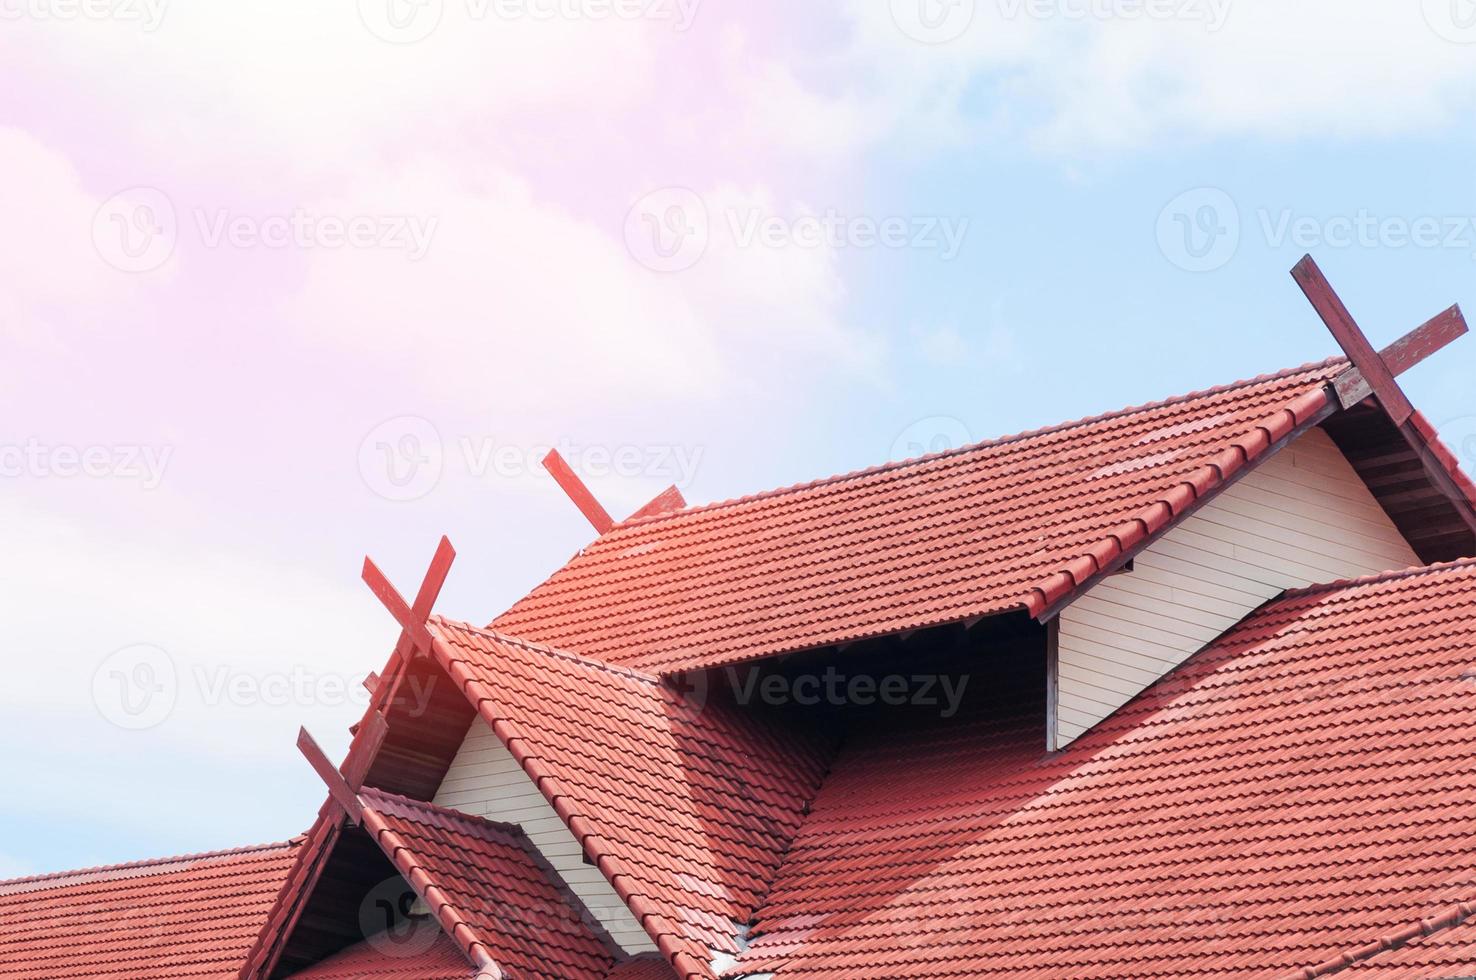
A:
<box><xmin>298</xmin><ymin>727</ymin><xmax>363</xmax><ymax>825</ymax></box>
<box><xmin>1334</xmin><ymin>304</ymin><xmax>1468</xmax><ymax>407</ymax></box>
<box><xmin>629</xmin><ymin>484</ymin><xmax>686</xmax><ymax>521</ymax></box>
<box><xmin>362</xmin><ymin>554</ymin><xmax>434</xmax><ymax>655</ymax></box>
<box><xmin>1291</xmin><ymin>255</ymin><xmax>1415</xmax><ymax>424</ymax></box>
<box><xmin>542</xmin><ymin>449</ymin><xmax>615</xmax><ymax>534</ymax></box>
<box><xmin>340</xmin><ymin>709</ymin><xmax>389</xmax><ymax>790</ymax></box>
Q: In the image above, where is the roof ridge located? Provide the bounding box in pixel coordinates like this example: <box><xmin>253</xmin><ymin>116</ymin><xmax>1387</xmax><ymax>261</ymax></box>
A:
<box><xmin>613</xmin><ymin>357</ymin><xmax>1348</xmax><ymax>529</ymax></box>
<box><xmin>1277</xmin><ymin>556</ymin><xmax>1476</xmax><ymax>601</ymax></box>
<box><xmin>0</xmin><ymin>838</ymin><xmax>300</xmax><ymax>894</ymax></box>
<box><xmin>1288</xmin><ymin>896</ymin><xmax>1476</xmax><ymax>979</ymax></box>
<box><xmin>358</xmin><ymin>785</ymin><xmax>526</xmax><ymax>839</ymax></box>
<box><xmin>431</xmin><ymin>614</ymin><xmax>664</xmax><ymax>686</ymax></box>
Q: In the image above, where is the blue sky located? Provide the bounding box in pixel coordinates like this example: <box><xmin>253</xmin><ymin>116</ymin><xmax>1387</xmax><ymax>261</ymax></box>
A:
<box><xmin>4</xmin><ymin>0</ymin><xmax>1476</xmax><ymax>877</ymax></box>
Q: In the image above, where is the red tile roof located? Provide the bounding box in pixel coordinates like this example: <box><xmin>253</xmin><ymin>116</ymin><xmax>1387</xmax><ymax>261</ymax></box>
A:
<box><xmin>0</xmin><ymin>841</ymin><xmax>300</xmax><ymax>979</ymax></box>
<box><xmin>358</xmin><ymin>788</ymin><xmax>616</xmax><ymax>979</ymax></box>
<box><xmin>424</xmin><ymin>616</ymin><xmax>835</xmax><ymax>979</ymax></box>
<box><xmin>603</xmin><ymin>954</ymin><xmax>682</xmax><ymax>979</ymax></box>
<box><xmin>494</xmin><ymin>361</ymin><xmax>1344</xmax><ymax>673</ymax></box>
<box><xmin>1320</xmin><ymin>904</ymin><xmax>1476</xmax><ymax>978</ymax></box>
<box><xmin>284</xmin><ymin>932</ymin><xmax>472</xmax><ymax>979</ymax></box>
<box><xmin>732</xmin><ymin>557</ymin><xmax>1476</xmax><ymax>978</ymax></box>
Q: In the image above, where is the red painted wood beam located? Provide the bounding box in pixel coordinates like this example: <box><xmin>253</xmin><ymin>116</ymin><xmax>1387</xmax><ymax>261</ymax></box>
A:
<box><xmin>629</xmin><ymin>484</ymin><xmax>686</xmax><ymax>521</ymax></box>
<box><xmin>543</xmin><ymin>449</ymin><xmax>615</xmax><ymax>534</ymax></box>
<box><xmin>1291</xmin><ymin>255</ymin><xmax>1416</xmax><ymax>424</ymax></box>
<box><xmin>340</xmin><ymin>709</ymin><xmax>389</xmax><ymax>790</ymax></box>
<box><xmin>1333</xmin><ymin>304</ymin><xmax>1468</xmax><ymax>407</ymax></box>
<box><xmin>298</xmin><ymin>727</ymin><xmax>363</xmax><ymax>825</ymax></box>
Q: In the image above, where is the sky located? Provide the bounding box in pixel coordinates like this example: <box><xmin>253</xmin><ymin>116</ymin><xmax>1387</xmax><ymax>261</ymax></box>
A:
<box><xmin>3</xmin><ymin>0</ymin><xmax>1476</xmax><ymax>878</ymax></box>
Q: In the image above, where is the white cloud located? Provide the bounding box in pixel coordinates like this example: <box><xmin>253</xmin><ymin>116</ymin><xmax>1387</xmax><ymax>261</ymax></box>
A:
<box><xmin>827</xmin><ymin>0</ymin><xmax>1476</xmax><ymax>152</ymax></box>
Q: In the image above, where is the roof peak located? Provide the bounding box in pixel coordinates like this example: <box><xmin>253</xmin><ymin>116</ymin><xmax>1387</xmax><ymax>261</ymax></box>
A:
<box><xmin>0</xmin><ymin>838</ymin><xmax>299</xmax><ymax>896</ymax></box>
<box><xmin>615</xmin><ymin>357</ymin><xmax>1348</xmax><ymax>529</ymax></box>
<box><xmin>432</xmin><ymin>613</ymin><xmax>663</xmax><ymax>684</ymax></box>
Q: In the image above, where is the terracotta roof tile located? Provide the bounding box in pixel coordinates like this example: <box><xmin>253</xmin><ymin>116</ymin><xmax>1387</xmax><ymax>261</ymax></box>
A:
<box><xmin>0</xmin><ymin>841</ymin><xmax>300</xmax><ymax>979</ymax></box>
<box><xmin>732</xmin><ymin>557</ymin><xmax>1476</xmax><ymax>978</ymax></box>
<box><xmin>424</xmin><ymin>617</ymin><xmax>835</xmax><ymax>979</ymax></box>
<box><xmin>358</xmin><ymin>788</ymin><xmax>615</xmax><ymax>979</ymax></box>
<box><xmin>494</xmin><ymin>361</ymin><xmax>1344</xmax><ymax>673</ymax></box>
<box><xmin>284</xmin><ymin>931</ymin><xmax>472</xmax><ymax>979</ymax></box>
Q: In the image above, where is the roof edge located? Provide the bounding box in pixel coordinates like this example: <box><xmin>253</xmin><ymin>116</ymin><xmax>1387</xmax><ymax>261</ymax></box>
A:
<box><xmin>424</xmin><ymin>621</ymin><xmax>719</xmax><ymax>980</ymax></box>
<box><xmin>1285</xmin><ymin>897</ymin><xmax>1476</xmax><ymax>980</ymax></box>
<box><xmin>1026</xmin><ymin>382</ymin><xmax>1339</xmax><ymax>621</ymax></box>
<box><xmin>1276</xmin><ymin>554</ymin><xmax>1476</xmax><ymax>600</ymax></box>
<box><xmin>0</xmin><ymin>838</ymin><xmax>301</xmax><ymax>896</ymax></box>
<box><xmin>612</xmin><ymin>357</ymin><xmax>1349</xmax><ymax>530</ymax></box>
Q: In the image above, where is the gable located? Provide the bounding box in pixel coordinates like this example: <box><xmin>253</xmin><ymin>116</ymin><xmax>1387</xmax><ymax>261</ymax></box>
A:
<box><xmin>1052</xmin><ymin>425</ymin><xmax>1419</xmax><ymax>748</ymax></box>
<box><xmin>432</xmin><ymin>718</ymin><xmax>657</xmax><ymax>957</ymax></box>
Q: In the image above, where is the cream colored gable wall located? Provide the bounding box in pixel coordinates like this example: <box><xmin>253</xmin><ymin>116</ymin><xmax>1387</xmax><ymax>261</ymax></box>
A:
<box><xmin>432</xmin><ymin>717</ymin><xmax>658</xmax><ymax>955</ymax></box>
<box><xmin>1054</xmin><ymin>426</ymin><xmax>1419</xmax><ymax>748</ymax></box>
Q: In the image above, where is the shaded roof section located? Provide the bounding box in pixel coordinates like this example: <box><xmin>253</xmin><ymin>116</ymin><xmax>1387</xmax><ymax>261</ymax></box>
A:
<box><xmin>284</xmin><ymin>932</ymin><xmax>472</xmax><ymax>979</ymax></box>
<box><xmin>494</xmin><ymin>360</ymin><xmax>1345</xmax><ymax>673</ymax></box>
<box><xmin>0</xmin><ymin>841</ymin><xmax>300</xmax><ymax>979</ymax></box>
<box><xmin>357</xmin><ymin>788</ymin><xmax>615</xmax><ymax>980</ymax></box>
<box><xmin>731</xmin><ymin>557</ymin><xmax>1476</xmax><ymax>978</ymax></box>
<box><xmin>425</xmin><ymin>616</ymin><xmax>837</xmax><ymax>979</ymax></box>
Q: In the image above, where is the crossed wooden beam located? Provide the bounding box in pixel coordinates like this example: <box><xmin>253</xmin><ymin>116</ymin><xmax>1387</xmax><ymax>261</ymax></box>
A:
<box><xmin>297</xmin><ymin>535</ymin><xmax>457</xmax><ymax>825</ymax></box>
<box><xmin>1291</xmin><ymin>255</ymin><xmax>1476</xmax><ymax>533</ymax></box>
<box><xmin>542</xmin><ymin>448</ymin><xmax>686</xmax><ymax>535</ymax></box>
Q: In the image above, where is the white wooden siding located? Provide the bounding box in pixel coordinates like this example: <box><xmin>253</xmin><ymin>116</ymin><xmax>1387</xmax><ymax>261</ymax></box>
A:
<box><xmin>1054</xmin><ymin>426</ymin><xmax>1419</xmax><ymax>748</ymax></box>
<box><xmin>432</xmin><ymin>717</ymin><xmax>658</xmax><ymax>954</ymax></box>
